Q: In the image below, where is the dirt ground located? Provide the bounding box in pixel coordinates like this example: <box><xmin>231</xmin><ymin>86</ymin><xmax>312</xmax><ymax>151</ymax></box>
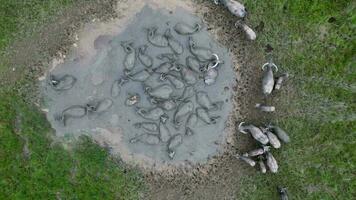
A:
<box><xmin>3</xmin><ymin>0</ymin><xmax>293</xmax><ymax>199</ymax></box>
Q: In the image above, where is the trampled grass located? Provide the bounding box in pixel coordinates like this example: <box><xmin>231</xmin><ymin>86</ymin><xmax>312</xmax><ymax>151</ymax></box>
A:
<box><xmin>236</xmin><ymin>0</ymin><xmax>355</xmax><ymax>199</ymax></box>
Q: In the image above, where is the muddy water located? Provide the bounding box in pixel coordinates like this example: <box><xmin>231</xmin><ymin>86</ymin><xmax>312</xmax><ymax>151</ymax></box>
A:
<box><xmin>41</xmin><ymin>5</ymin><xmax>236</xmax><ymax>169</ymax></box>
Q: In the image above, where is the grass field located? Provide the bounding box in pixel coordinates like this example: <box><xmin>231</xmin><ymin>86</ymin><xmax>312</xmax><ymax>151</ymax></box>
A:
<box><xmin>0</xmin><ymin>0</ymin><xmax>72</xmax><ymax>54</ymax></box>
<box><xmin>0</xmin><ymin>92</ymin><xmax>143</xmax><ymax>199</ymax></box>
<box><xmin>0</xmin><ymin>0</ymin><xmax>355</xmax><ymax>199</ymax></box>
<box><xmin>236</xmin><ymin>0</ymin><xmax>355</xmax><ymax>199</ymax></box>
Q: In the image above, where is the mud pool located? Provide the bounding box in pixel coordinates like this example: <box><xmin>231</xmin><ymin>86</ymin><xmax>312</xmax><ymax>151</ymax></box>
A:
<box><xmin>41</xmin><ymin>5</ymin><xmax>236</xmax><ymax>168</ymax></box>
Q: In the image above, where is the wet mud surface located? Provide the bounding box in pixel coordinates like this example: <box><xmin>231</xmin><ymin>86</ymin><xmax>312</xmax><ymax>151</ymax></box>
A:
<box><xmin>41</xmin><ymin>4</ymin><xmax>236</xmax><ymax>168</ymax></box>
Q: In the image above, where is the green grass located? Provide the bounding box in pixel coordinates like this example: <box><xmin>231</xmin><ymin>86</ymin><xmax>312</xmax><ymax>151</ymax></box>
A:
<box><xmin>236</xmin><ymin>0</ymin><xmax>355</xmax><ymax>199</ymax></box>
<box><xmin>0</xmin><ymin>1</ymin><xmax>143</xmax><ymax>199</ymax></box>
<box><xmin>0</xmin><ymin>0</ymin><xmax>72</xmax><ymax>52</ymax></box>
<box><xmin>0</xmin><ymin>91</ymin><xmax>143</xmax><ymax>199</ymax></box>
<box><xmin>0</xmin><ymin>0</ymin><xmax>74</xmax><ymax>75</ymax></box>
